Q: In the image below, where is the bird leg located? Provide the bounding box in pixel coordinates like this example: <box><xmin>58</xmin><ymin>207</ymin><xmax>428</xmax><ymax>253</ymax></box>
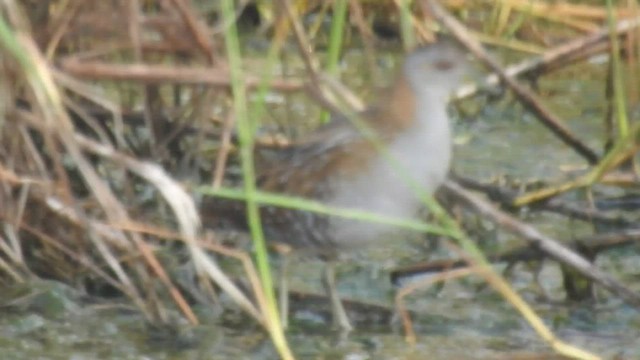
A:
<box><xmin>278</xmin><ymin>255</ymin><xmax>290</xmax><ymax>329</ymax></box>
<box><xmin>322</xmin><ymin>263</ymin><xmax>353</xmax><ymax>331</ymax></box>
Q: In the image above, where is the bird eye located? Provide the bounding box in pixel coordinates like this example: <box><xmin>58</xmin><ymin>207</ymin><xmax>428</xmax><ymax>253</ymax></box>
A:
<box><xmin>434</xmin><ymin>59</ymin><xmax>455</xmax><ymax>71</ymax></box>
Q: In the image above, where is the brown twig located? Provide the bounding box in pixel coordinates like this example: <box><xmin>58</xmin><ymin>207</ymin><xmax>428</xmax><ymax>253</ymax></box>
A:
<box><xmin>455</xmin><ymin>15</ymin><xmax>640</xmax><ymax>100</ymax></box>
<box><xmin>276</xmin><ymin>0</ymin><xmax>324</xmax><ymax>94</ymax></box>
<box><xmin>453</xmin><ymin>175</ymin><xmax>632</xmax><ymax>227</ymax></box>
<box><xmin>348</xmin><ymin>0</ymin><xmax>380</xmax><ymax>83</ymax></box>
<box><xmin>165</xmin><ymin>0</ymin><xmax>216</xmax><ymax>64</ymax></box>
<box><xmin>212</xmin><ymin>112</ymin><xmax>236</xmax><ymax>188</ymax></box>
<box><xmin>59</xmin><ymin>58</ymin><xmax>303</xmax><ymax>91</ymax></box>
<box><xmin>443</xmin><ymin>180</ymin><xmax>640</xmax><ymax>308</ymax></box>
<box><xmin>396</xmin><ymin>267</ymin><xmax>476</xmax><ymax>345</ymax></box>
<box><xmin>423</xmin><ymin>0</ymin><xmax>600</xmax><ymax>165</ymax></box>
<box><xmin>391</xmin><ymin>228</ymin><xmax>640</xmax><ymax>284</ymax></box>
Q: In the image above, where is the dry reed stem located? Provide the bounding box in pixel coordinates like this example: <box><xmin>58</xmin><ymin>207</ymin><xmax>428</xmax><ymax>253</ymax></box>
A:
<box><xmin>59</xmin><ymin>58</ymin><xmax>303</xmax><ymax>90</ymax></box>
<box><xmin>212</xmin><ymin>112</ymin><xmax>236</xmax><ymax>189</ymax></box>
<box><xmin>8</xmin><ymin>22</ymin><xmax>153</xmax><ymax>318</ymax></box>
<box><xmin>395</xmin><ymin>267</ymin><xmax>476</xmax><ymax>344</ymax></box>
<box><xmin>19</xmin><ymin>222</ymin><xmax>125</xmax><ymax>290</ymax></box>
<box><xmin>73</xmin><ymin>132</ymin><xmax>264</xmax><ymax>323</ymax></box>
<box><xmin>277</xmin><ymin>0</ymin><xmax>324</xmax><ymax>93</ymax></box>
<box><xmin>348</xmin><ymin>0</ymin><xmax>379</xmax><ymax>81</ymax></box>
<box><xmin>425</xmin><ymin>0</ymin><xmax>600</xmax><ymax>164</ymax></box>
<box><xmin>114</xmin><ymin>220</ymin><xmax>271</xmax><ymax>331</ymax></box>
<box><xmin>444</xmin><ymin>180</ymin><xmax>640</xmax><ymax>306</ymax></box>
<box><xmin>454</xmin><ymin>14</ymin><xmax>640</xmax><ymax>100</ymax></box>
<box><xmin>166</xmin><ymin>0</ymin><xmax>216</xmax><ymax>63</ymax></box>
<box><xmin>494</xmin><ymin>0</ymin><xmax>636</xmax><ymax>20</ymax></box>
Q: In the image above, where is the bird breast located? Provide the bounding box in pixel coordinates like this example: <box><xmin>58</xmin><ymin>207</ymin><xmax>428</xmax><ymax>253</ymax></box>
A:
<box><xmin>325</xmin><ymin>104</ymin><xmax>452</xmax><ymax>248</ymax></box>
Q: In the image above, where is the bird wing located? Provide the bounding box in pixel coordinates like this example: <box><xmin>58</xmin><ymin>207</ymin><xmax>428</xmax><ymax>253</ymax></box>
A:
<box><xmin>256</xmin><ymin>110</ymin><xmax>383</xmax><ymax>198</ymax></box>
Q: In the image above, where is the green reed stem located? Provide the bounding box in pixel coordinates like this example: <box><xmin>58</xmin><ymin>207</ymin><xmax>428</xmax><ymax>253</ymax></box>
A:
<box><xmin>320</xmin><ymin>0</ymin><xmax>349</xmax><ymax>123</ymax></box>
<box><xmin>605</xmin><ymin>0</ymin><xmax>629</xmax><ymax>139</ymax></box>
<box><xmin>398</xmin><ymin>0</ymin><xmax>415</xmax><ymax>50</ymax></box>
<box><xmin>327</xmin><ymin>0</ymin><xmax>348</xmax><ymax>75</ymax></box>
<box><xmin>248</xmin><ymin>2</ymin><xmax>294</xmax><ymax>134</ymax></box>
<box><xmin>219</xmin><ymin>2</ymin><xmax>292</xmax><ymax>359</ymax></box>
<box><xmin>199</xmin><ymin>186</ymin><xmax>456</xmax><ymax>237</ymax></box>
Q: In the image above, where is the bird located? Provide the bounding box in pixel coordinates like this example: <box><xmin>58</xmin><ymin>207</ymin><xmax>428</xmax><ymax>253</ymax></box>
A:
<box><xmin>202</xmin><ymin>38</ymin><xmax>470</xmax><ymax>331</ymax></box>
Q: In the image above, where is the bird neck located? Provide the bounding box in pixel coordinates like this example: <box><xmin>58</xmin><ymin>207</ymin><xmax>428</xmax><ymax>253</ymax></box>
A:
<box><xmin>380</xmin><ymin>74</ymin><xmax>451</xmax><ymax>137</ymax></box>
<box><xmin>380</xmin><ymin>74</ymin><xmax>417</xmax><ymax>134</ymax></box>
